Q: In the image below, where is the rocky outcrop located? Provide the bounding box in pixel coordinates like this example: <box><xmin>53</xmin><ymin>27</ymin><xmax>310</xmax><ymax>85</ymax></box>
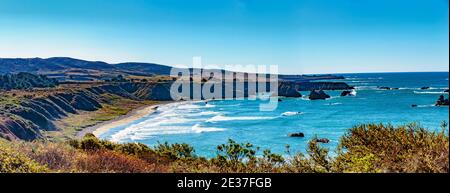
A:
<box><xmin>295</xmin><ymin>82</ymin><xmax>353</xmax><ymax>91</ymax></box>
<box><xmin>340</xmin><ymin>90</ymin><xmax>355</xmax><ymax>97</ymax></box>
<box><xmin>9</xmin><ymin>107</ymin><xmax>56</xmax><ymax>131</ymax></box>
<box><xmin>276</xmin><ymin>81</ymin><xmax>352</xmax><ymax>98</ymax></box>
<box><xmin>288</xmin><ymin>132</ymin><xmax>304</xmax><ymax>137</ymax></box>
<box><xmin>421</xmin><ymin>87</ymin><xmax>430</xmax><ymax>90</ymax></box>
<box><xmin>435</xmin><ymin>95</ymin><xmax>449</xmax><ymax>106</ymax></box>
<box><xmin>0</xmin><ymin>115</ymin><xmax>41</xmax><ymax>140</ymax></box>
<box><xmin>309</xmin><ymin>90</ymin><xmax>330</xmax><ymax>100</ymax></box>
<box><xmin>316</xmin><ymin>138</ymin><xmax>330</xmax><ymax>143</ymax></box>
<box><xmin>278</xmin><ymin>83</ymin><xmax>302</xmax><ymax>97</ymax></box>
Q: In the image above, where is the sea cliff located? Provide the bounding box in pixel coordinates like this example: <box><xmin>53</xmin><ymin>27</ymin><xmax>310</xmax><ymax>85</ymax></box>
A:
<box><xmin>0</xmin><ymin>80</ymin><xmax>352</xmax><ymax>140</ymax></box>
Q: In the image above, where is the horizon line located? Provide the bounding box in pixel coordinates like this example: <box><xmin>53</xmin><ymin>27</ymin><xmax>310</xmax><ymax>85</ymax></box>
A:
<box><xmin>1</xmin><ymin>56</ymin><xmax>448</xmax><ymax>75</ymax></box>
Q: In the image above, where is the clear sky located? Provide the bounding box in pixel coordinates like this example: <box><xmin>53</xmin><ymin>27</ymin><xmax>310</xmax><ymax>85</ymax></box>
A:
<box><xmin>0</xmin><ymin>0</ymin><xmax>448</xmax><ymax>74</ymax></box>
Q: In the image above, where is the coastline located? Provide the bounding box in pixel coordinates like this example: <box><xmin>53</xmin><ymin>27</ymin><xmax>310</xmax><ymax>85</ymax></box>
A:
<box><xmin>76</xmin><ymin>101</ymin><xmax>176</xmax><ymax>138</ymax></box>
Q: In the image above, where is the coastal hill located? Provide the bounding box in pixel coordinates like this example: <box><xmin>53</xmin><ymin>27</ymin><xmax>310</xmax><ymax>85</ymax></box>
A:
<box><xmin>0</xmin><ymin>57</ymin><xmax>353</xmax><ymax>141</ymax></box>
<box><xmin>0</xmin><ymin>57</ymin><xmax>343</xmax><ymax>82</ymax></box>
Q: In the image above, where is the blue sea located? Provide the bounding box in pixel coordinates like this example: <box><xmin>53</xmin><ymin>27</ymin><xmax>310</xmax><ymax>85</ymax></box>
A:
<box><xmin>100</xmin><ymin>72</ymin><xmax>449</xmax><ymax>157</ymax></box>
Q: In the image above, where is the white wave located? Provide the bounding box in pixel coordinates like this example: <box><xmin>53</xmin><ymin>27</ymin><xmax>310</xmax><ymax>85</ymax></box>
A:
<box><xmin>355</xmin><ymin>86</ymin><xmax>378</xmax><ymax>90</ymax></box>
<box><xmin>192</xmin><ymin>124</ymin><xmax>226</xmax><ymax>133</ymax></box>
<box><xmin>206</xmin><ymin>115</ymin><xmax>275</xmax><ymax>122</ymax></box>
<box><xmin>325</xmin><ymin>102</ymin><xmax>342</xmax><ymax>106</ymax></box>
<box><xmin>398</xmin><ymin>87</ymin><xmax>420</xmax><ymax>90</ymax></box>
<box><xmin>416</xmin><ymin>104</ymin><xmax>435</xmax><ymax>108</ymax></box>
<box><xmin>205</xmin><ymin>104</ymin><xmax>216</xmax><ymax>108</ymax></box>
<box><xmin>399</xmin><ymin>87</ymin><xmax>446</xmax><ymax>90</ymax></box>
<box><xmin>177</xmin><ymin>104</ymin><xmax>203</xmax><ymax>109</ymax></box>
<box><xmin>326</xmin><ymin>96</ymin><xmax>339</xmax><ymax>100</ymax></box>
<box><xmin>414</xmin><ymin>91</ymin><xmax>448</xmax><ymax>94</ymax></box>
<box><xmin>299</xmin><ymin>96</ymin><xmax>310</xmax><ymax>100</ymax></box>
<box><xmin>348</xmin><ymin>80</ymin><xmax>371</xmax><ymax>83</ymax></box>
<box><xmin>281</xmin><ymin>111</ymin><xmax>303</xmax><ymax>116</ymax></box>
<box><xmin>110</xmin><ymin>125</ymin><xmax>225</xmax><ymax>142</ymax></box>
<box><xmin>195</xmin><ymin>111</ymin><xmax>221</xmax><ymax>116</ymax></box>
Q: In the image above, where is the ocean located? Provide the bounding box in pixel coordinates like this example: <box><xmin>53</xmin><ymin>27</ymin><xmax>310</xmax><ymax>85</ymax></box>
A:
<box><xmin>99</xmin><ymin>72</ymin><xmax>449</xmax><ymax>157</ymax></box>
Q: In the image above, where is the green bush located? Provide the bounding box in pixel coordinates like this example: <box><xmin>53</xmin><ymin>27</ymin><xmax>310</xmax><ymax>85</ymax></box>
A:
<box><xmin>2</xmin><ymin>122</ymin><xmax>448</xmax><ymax>173</ymax></box>
<box><xmin>0</xmin><ymin>142</ymin><xmax>48</xmax><ymax>173</ymax></box>
<box><xmin>334</xmin><ymin>123</ymin><xmax>449</xmax><ymax>173</ymax></box>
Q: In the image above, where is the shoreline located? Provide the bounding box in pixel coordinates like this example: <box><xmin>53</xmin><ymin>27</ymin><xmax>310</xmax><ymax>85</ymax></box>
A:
<box><xmin>76</xmin><ymin>101</ymin><xmax>176</xmax><ymax>138</ymax></box>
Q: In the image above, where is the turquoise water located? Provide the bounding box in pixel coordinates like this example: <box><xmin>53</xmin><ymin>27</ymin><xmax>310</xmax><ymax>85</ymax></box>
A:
<box><xmin>100</xmin><ymin>72</ymin><xmax>449</xmax><ymax>157</ymax></box>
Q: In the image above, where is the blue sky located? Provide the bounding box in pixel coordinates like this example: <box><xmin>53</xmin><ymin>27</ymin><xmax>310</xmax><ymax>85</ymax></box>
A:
<box><xmin>0</xmin><ymin>0</ymin><xmax>448</xmax><ymax>74</ymax></box>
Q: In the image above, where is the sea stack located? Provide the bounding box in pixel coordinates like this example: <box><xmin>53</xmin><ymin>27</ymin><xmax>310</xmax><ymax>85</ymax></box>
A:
<box><xmin>309</xmin><ymin>90</ymin><xmax>330</xmax><ymax>100</ymax></box>
<box><xmin>435</xmin><ymin>95</ymin><xmax>449</xmax><ymax>106</ymax></box>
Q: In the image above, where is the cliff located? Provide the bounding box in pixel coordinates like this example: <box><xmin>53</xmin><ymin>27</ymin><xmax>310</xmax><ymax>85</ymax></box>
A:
<box><xmin>0</xmin><ymin>80</ymin><xmax>352</xmax><ymax>141</ymax></box>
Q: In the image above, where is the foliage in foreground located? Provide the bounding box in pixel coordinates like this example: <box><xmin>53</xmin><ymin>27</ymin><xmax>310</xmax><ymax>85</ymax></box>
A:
<box><xmin>0</xmin><ymin>123</ymin><xmax>448</xmax><ymax>173</ymax></box>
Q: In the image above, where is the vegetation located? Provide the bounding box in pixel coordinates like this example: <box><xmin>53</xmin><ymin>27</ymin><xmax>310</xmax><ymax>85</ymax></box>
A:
<box><xmin>0</xmin><ymin>72</ymin><xmax>58</xmax><ymax>90</ymax></box>
<box><xmin>1</xmin><ymin>123</ymin><xmax>448</xmax><ymax>173</ymax></box>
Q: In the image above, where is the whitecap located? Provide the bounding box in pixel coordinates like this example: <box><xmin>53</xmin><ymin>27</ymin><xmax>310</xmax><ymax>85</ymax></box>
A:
<box><xmin>281</xmin><ymin>111</ymin><xmax>304</xmax><ymax>116</ymax></box>
<box><xmin>110</xmin><ymin>122</ymin><xmax>225</xmax><ymax>142</ymax></box>
<box><xmin>195</xmin><ymin>111</ymin><xmax>221</xmax><ymax>116</ymax></box>
<box><xmin>416</xmin><ymin>104</ymin><xmax>435</xmax><ymax>108</ymax></box>
<box><xmin>206</xmin><ymin>115</ymin><xmax>275</xmax><ymax>122</ymax></box>
<box><xmin>325</xmin><ymin>102</ymin><xmax>342</xmax><ymax>106</ymax></box>
<box><xmin>355</xmin><ymin>86</ymin><xmax>378</xmax><ymax>90</ymax></box>
<box><xmin>413</xmin><ymin>91</ymin><xmax>448</xmax><ymax>94</ymax></box>
<box><xmin>205</xmin><ymin>104</ymin><xmax>216</xmax><ymax>108</ymax></box>
<box><xmin>177</xmin><ymin>104</ymin><xmax>203</xmax><ymax>109</ymax></box>
<box><xmin>192</xmin><ymin>124</ymin><xmax>226</xmax><ymax>133</ymax></box>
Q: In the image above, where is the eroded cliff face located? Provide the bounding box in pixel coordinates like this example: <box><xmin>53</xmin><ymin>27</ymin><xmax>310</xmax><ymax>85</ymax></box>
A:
<box><xmin>0</xmin><ymin>82</ymin><xmax>175</xmax><ymax>140</ymax></box>
<box><xmin>0</xmin><ymin>81</ymin><xmax>352</xmax><ymax>141</ymax></box>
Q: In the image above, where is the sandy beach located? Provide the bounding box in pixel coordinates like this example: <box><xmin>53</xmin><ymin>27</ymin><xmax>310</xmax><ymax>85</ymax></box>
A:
<box><xmin>76</xmin><ymin>101</ymin><xmax>175</xmax><ymax>138</ymax></box>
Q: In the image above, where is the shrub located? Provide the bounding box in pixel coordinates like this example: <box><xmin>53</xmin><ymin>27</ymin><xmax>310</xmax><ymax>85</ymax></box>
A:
<box><xmin>334</xmin><ymin>123</ymin><xmax>449</xmax><ymax>173</ymax></box>
<box><xmin>0</xmin><ymin>142</ymin><xmax>48</xmax><ymax>173</ymax></box>
<box><xmin>211</xmin><ymin>139</ymin><xmax>258</xmax><ymax>172</ymax></box>
<box><xmin>76</xmin><ymin>150</ymin><xmax>156</xmax><ymax>173</ymax></box>
<box><xmin>23</xmin><ymin>142</ymin><xmax>80</xmax><ymax>172</ymax></box>
<box><xmin>154</xmin><ymin>142</ymin><xmax>196</xmax><ymax>161</ymax></box>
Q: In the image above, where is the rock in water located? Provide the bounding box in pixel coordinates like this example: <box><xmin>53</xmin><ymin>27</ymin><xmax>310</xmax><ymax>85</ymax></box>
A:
<box><xmin>288</xmin><ymin>132</ymin><xmax>305</xmax><ymax>137</ymax></box>
<box><xmin>421</xmin><ymin>86</ymin><xmax>430</xmax><ymax>90</ymax></box>
<box><xmin>309</xmin><ymin>90</ymin><xmax>330</xmax><ymax>100</ymax></box>
<box><xmin>378</xmin><ymin>86</ymin><xmax>391</xmax><ymax>90</ymax></box>
<box><xmin>444</xmin><ymin>89</ymin><xmax>449</xmax><ymax>93</ymax></box>
<box><xmin>435</xmin><ymin>95</ymin><xmax>449</xmax><ymax>106</ymax></box>
<box><xmin>316</xmin><ymin>138</ymin><xmax>330</xmax><ymax>143</ymax></box>
<box><xmin>340</xmin><ymin>90</ymin><xmax>356</xmax><ymax>96</ymax></box>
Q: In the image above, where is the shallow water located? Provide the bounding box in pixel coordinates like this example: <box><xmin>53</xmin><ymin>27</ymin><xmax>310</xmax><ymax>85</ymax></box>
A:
<box><xmin>100</xmin><ymin>72</ymin><xmax>449</xmax><ymax>157</ymax></box>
